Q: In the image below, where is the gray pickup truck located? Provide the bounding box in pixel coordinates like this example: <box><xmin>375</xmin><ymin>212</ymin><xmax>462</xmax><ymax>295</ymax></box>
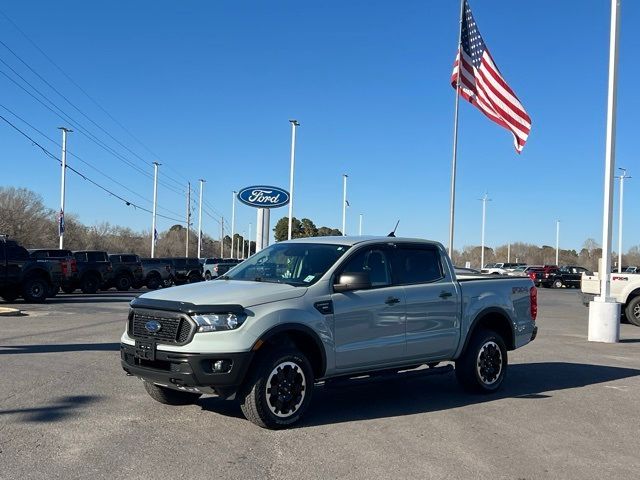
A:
<box><xmin>121</xmin><ymin>236</ymin><xmax>538</xmax><ymax>428</ymax></box>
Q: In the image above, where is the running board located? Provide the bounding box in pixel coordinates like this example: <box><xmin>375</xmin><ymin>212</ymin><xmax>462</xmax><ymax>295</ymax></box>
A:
<box><xmin>322</xmin><ymin>364</ymin><xmax>454</xmax><ymax>389</ymax></box>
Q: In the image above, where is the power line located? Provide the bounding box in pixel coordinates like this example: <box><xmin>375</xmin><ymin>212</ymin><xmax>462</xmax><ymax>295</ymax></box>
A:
<box><xmin>0</xmin><ymin>102</ymin><xmax>185</xmax><ymax>219</ymax></box>
<box><xmin>0</xmin><ymin>9</ymin><xmax>192</xmax><ymax>186</ymax></box>
<box><xmin>0</xmin><ymin>112</ymin><xmax>185</xmax><ymax>224</ymax></box>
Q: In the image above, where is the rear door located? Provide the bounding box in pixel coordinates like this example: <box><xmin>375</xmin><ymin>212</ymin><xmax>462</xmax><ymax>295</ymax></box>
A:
<box><xmin>331</xmin><ymin>244</ymin><xmax>407</xmax><ymax>371</ymax></box>
<box><xmin>389</xmin><ymin>244</ymin><xmax>461</xmax><ymax>361</ymax></box>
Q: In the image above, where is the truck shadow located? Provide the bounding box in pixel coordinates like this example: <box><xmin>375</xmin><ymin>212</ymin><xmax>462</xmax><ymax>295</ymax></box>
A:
<box><xmin>0</xmin><ymin>395</ymin><xmax>102</xmax><ymax>423</ymax></box>
<box><xmin>0</xmin><ymin>343</ymin><xmax>121</xmax><ymax>354</ymax></box>
<box><xmin>200</xmin><ymin>362</ymin><xmax>640</xmax><ymax>426</ymax></box>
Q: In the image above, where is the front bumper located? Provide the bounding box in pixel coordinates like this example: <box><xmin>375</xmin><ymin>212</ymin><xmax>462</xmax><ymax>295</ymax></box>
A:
<box><xmin>120</xmin><ymin>343</ymin><xmax>254</xmax><ymax>398</ymax></box>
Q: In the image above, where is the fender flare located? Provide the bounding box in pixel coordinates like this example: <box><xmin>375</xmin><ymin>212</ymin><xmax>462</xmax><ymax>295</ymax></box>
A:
<box><xmin>253</xmin><ymin>323</ymin><xmax>327</xmax><ymax>377</ymax></box>
<box><xmin>461</xmin><ymin>306</ymin><xmax>516</xmax><ymax>353</ymax></box>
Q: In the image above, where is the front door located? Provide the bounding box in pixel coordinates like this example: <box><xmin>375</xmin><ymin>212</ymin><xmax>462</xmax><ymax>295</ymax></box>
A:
<box><xmin>332</xmin><ymin>245</ymin><xmax>406</xmax><ymax>371</ymax></box>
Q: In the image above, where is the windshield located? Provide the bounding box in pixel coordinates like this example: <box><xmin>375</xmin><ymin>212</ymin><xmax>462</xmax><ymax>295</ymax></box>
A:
<box><xmin>225</xmin><ymin>242</ymin><xmax>350</xmax><ymax>286</ymax></box>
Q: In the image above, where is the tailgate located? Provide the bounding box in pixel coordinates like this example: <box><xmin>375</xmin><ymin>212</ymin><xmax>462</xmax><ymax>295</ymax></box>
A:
<box><xmin>581</xmin><ymin>272</ymin><xmax>600</xmax><ymax>294</ymax></box>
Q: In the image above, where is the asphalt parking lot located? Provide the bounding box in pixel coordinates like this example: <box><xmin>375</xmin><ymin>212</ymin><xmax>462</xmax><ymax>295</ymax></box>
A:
<box><xmin>1</xmin><ymin>288</ymin><xmax>639</xmax><ymax>480</ymax></box>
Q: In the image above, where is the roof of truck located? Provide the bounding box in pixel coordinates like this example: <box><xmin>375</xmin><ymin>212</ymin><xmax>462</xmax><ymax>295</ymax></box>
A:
<box><xmin>277</xmin><ymin>236</ymin><xmax>443</xmax><ymax>248</ymax></box>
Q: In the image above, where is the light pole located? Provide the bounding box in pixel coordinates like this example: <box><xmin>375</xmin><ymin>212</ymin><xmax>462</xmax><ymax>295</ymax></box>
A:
<box><xmin>231</xmin><ymin>191</ymin><xmax>237</xmax><ymax>259</ymax></box>
<box><xmin>479</xmin><ymin>193</ymin><xmax>491</xmax><ymax>269</ymax></box>
<box><xmin>589</xmin><ymin>0</ymin><xmax>622</xmax><ymax>343</ymax></box>
<box><xmin>359</xmin><ymin>213</ymin><xmax>363</xmax><ymax>236</ymax></box>
<box><xmin>197</xmin><ymin>179</ymin><xmax>205</xmax><ymax>259</ymax></box>
<box><xmin>58</xmin><ymin>127</ymin><xmax>72</xmax><ymax>249</ymax></box>
<box><xmin>507</xmin><ymin>242</ymin><xmax>511</xmax><ymax>263</ymax></box>
<box><xmin>185</xmin><ymin>182</ymin><xmax>191</xmax><ymax>257</ymax></box>
<box><xmin>616</xmin><ymin>168</ymin><xmax>630</xmax><ymax>272</ymax></box>
<box><xmin>555</xmin><ymin>220</ymin><xmax>560</xmax><ymax>266</ymax></box>
<box><xmin>342</xmin><ymin>174</ymin><xmax>348</xmax><ymax>236</ymax></box>
<box><xmin>220</xmin><ymin>216</ymin><xmax>224</xmax><ymax>258</ymax></box>
<box><xmin>247</xmin><ymin>222</ymin><xmax>252</xmax><ymax>257</ymax></box>
<box><xmin>151</xmin><ymin>162</ymin><xmax>160</xmax><ymax>258</ymax></box>
<box><xmin>287</xmin><ymin>119</ymin><xmax>300</xmax><ymax>240</ymax></box>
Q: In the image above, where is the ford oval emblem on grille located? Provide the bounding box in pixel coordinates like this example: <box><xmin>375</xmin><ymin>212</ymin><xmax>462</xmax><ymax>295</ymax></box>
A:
<box><xmin>145</xmin><ymin>320</ymin><xmax>162</xmax><ymax>333</ymax></box>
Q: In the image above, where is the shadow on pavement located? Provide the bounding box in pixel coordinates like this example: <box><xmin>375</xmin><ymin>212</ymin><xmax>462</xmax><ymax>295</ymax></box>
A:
<box><xmin>201</xmin><ymin>362</ymin><xmax>640</xmax><ymax>427</ymax></box>
<box><xmin>0</xmin><ymin>395</ymin><xmax>102</xmax><ymax>423</ymax></box>
<box><xmin>0</xmin><ymin>342</ymin><xmax>120</xmax><ymax>354</ymax></box>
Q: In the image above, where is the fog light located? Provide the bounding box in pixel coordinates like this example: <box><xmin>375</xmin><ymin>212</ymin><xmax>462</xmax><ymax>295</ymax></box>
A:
<box><xmin>212</xmin><ymin>360</ymin><xmax>232</xmax><ymax>373</ymax></box>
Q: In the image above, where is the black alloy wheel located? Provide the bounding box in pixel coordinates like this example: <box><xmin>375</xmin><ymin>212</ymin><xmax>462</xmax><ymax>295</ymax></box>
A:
<box><xmin>456</xmin><ymin>328</ymin><xmax>508</xmax><ymax>393</ymax></box>
<box><xmin>116</xmin><ymin>275</ymin><xmax>132</xmax><ymax>291</ymax></box>
<box><xmin>625</xmin><ymin>296</ymin><xmax>640</xmax><ymax>327</ymax></box>
<box><xmin>22</xmin><ymin>277</ymin><xmax>48</xmax><ymax>303</ymax></box>
<box><xmin>81</xmin><ymin>274</ymin><xmax>100</xmax><ymax>294</ymax></box>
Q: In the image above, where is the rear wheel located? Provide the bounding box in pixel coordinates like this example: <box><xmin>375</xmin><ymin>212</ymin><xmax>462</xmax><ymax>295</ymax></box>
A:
<box><xmin>22</xmin><ymin>277</ymin><xmax>49</xmax><ymax>303</ymax></box>
<box><xmin>188</xmin><ymin>273</ymin><xmax>201</xmax><ymax>284</ymax></box>
<box><xmin>239</xmin><ymin>348</ymin><xmax>314</xmax><ymax>429</ymax></box>
<box><xmin>624</xmin><ymin>296</ymin><xmax>640</xmax><ymax>327</ymax></box>
<box><xmin>81</xmin><ymin>274</ymin><xmax>100</xmax><ymax>294</ymax></box>
<box><xmin>143</xmin><ymin>381</ymin><xmax>202</xmax><ymax>405</ymax></box>
<box><xmin>553</xmin><ymin>279</ymin><xmax>563</xmax><ymax>289</ymax></box>
<box><xmin>455</xmin><ymin>328</ymin><xmax>508</xmax><ymax>393</ymax></box>
<box><xmin>204</xmin><ymin>271</ymin><xmax>212</xmax><ymax>281</ymax></box>
<box><xmin>115</xmin><ymin>274</ymin><xmax>132</xmax><ymax>291</ymax></box>
<box><xmin>146</xmin><ymin>274</ymin><xmax>161</xmax><ymax>290</ymax></box>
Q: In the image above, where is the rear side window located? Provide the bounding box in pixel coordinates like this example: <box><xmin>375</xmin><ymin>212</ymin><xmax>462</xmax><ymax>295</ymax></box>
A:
<box><xmin>390</xmin><ymin>246</ymin><xmax>444</xmax><ymax>284</ymax></box>
<box><xmin>74</xmin><ymin>252</ymin><xmax>87</xmax><ymax>262</ymax></box>
<box><xmin>87</xmin><ymin>252</ymin><xmax>108</xmax><ymax>262</ymax></box>
<box><xmin>121</xmin><ymin>255</ymin><xmax>137</xmax><ymax>263</ymax></box>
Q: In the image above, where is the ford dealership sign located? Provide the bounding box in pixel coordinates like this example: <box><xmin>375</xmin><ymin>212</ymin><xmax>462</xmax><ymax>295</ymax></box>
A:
<box><xmin>237</xmin><ymin>186</ymin><xmax>290</xmax><ymax>209</ymax></box>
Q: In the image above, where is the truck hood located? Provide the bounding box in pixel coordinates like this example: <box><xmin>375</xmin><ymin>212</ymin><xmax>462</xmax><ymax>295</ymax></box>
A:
<box><xmin>138</xmin><ymin>279</ymin><xmax>307</xmax><ymax>308</ymax></box>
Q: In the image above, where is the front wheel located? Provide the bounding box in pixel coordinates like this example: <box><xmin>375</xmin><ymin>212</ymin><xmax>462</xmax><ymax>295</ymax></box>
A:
<box><xmin>81</xmin><ymin>274</ymin><xmax>100</xmax><ymax>294</ymax></box>
<box><xmin>625</xmin><ymin>296</ymin><xmax>640</xmax><ymax>327</ymax></box>
<box><xmin>143</xmin><ymin>381</ymin><xmax>202</xmax><ymax>405</ymax></box>
<box><xmin>115</xmin><ymin>275</ymin><xmax>132</xmax><ymax>291</ymax></box>
<box><xmin>239</xmin><ymin>348</ymin><xmax>314</xmax><ymax>429</ymax></box>
<box><xmin>204</xmin><ymin>271</ymin><xmax>212</xmax><ymax>281</ymax></box>
<box><xmin>553</xmin><ymin>279</ymin><xmax>563</xmax><ymax>289</ymax></box>
<box><xmin>455</xmin><ymin>329</ymin><xmax>508</xmax><ymax>393</ymax></box>
<box><xmin>188</xmin><ymin>273</ymin><xmax>201</xmax><ymax>284</ymax></box>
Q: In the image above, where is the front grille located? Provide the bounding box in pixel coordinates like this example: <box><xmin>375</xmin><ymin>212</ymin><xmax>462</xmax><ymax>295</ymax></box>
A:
<box><xmin>128</xmin><ymin>309</ymin><xmax>194</xmax><ymax>345</ymax></box>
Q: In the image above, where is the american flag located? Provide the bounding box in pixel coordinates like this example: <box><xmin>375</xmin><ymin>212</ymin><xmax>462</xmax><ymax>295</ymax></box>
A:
<box><xmin>153</xmin><ymin>227</ymin><xmax>158</xmax><ymax>245</ymax></box>
<box><xmin>451</xmin><ymin>0</ymin><xmax>531</xmax><ymax>153</ymax></box>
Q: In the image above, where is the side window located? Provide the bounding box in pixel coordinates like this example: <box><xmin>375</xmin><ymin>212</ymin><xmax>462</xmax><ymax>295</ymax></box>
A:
<box><xmin>390</xmin><ymin>247</ymin><xmax>444</xmax><ymax>285</ymax></box>
<box><xmin>88</xmin><ymin>252</ymin><xmax>107</xmax><ymax>262</ymax></box>
<box><xmin>340</xmin><ymin>247</ymin><xmax>391</xmax><ymax>287</ymax></box>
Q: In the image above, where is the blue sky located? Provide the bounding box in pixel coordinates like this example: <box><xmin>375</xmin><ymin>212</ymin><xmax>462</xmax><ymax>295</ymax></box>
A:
<box><xmin>1</xmin><ymin>0</ymin><xmax>638</xmax><ymax>253</ymax></box>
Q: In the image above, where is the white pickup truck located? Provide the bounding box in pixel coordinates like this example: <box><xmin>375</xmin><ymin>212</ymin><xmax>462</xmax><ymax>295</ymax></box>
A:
<box><xmin>582</xmin><ymin>272</ymin><xmax>640</xmax><ymax>326</ymax></box>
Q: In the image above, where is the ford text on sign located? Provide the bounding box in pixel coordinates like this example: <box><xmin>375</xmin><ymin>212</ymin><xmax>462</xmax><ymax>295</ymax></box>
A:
<box><xmin>237</xmin><ymin>186</ymin><xmax>290</xmax><ymax>208</ymax></box>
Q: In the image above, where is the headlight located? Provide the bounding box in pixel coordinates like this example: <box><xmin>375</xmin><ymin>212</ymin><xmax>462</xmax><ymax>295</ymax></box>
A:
<box><xmin>193</xmin><ymin>313</ymin><xmax>245</xmax><ymax>332</ymax></box>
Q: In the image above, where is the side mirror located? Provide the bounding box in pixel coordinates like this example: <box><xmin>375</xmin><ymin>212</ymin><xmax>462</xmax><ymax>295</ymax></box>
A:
<box><xmin>334</xmin><ymin>272</ymin><xmax>372</xmax><ymax>293</ymax></box>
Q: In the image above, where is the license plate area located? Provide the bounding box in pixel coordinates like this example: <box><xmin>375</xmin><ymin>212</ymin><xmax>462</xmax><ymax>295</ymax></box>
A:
<box><xmin>134</xmin><ymin>340</ymin><xmax>156</xmax><ymax>361</ymax></box>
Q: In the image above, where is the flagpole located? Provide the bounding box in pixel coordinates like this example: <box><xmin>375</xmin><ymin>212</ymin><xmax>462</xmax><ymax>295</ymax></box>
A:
<box><xmin>448</xmin><ymin>0</ymin><xmax>465</xmax><ymax>255</ymax></box>
<box><xmin>151</xmin><ymin>162</ymin><xmax>160</xmax><ymax>258</ymax></box>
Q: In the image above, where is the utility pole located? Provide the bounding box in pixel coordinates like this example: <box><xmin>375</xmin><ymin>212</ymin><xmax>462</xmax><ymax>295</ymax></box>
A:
<box><xmin>151</xmin><ymin>162</ymin><xmax>160</xmax><ymax>258</ymax></box>
<box><xmin>616</xmin><ymin>168</ymin><xmax>630</xmax><ymax>272</ymax></box>
<box><xmin>479</xmin><ymin>193</ymin><xmax>491</xmax><ymax>269</ymax></box>
<box><xmin>555</xmin><ymin>220</ymin><xmax>560</xmax><ymax>266</ymax></box>
<box><xmin>287</xmin><ymin>119</ymin><xmax>300</xmax><ymax>240</ymax></box>
<box><xmin>342</xmin><ymin>174</ymin><xmax>348</xmax><ymax>236</ymax></box>
<box><xmin>58</xmin><ymin>127</ymin><xmax>72</xmax><ymax>249</ymax></box>
<box><xmin>197</xmin><ymin>179</ymin><xmax>205</xmax><ymax>259</ymax></box>
<box><xmin>231</xmin><ymin>191</ymin><xmax>237</xmax><ymax>259</ymax></box>
<box><xmin>220</xmin><ymin>216</ymin><xmax>224</xmax><ymax>258</ymax></box>
<box><xmin>359</xmin><ymin>213</ymin><xmax>363</xmax><ymax>236</ymax></box>
<box><xmin>507</xmin><ymin>242</ymin><xmax>511</xmax><ymax>263</ymax></box>
<box><xmin>185</xmin><ymin>182</ymin><xmax>191</xmax><ymax>257</ymax></box>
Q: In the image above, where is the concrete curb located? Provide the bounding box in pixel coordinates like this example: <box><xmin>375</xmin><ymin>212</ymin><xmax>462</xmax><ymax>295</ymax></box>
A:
<box><xmin>0</xmin><ymin>307</ymin><xmax>22</xmax><ymax>316</ymax></box>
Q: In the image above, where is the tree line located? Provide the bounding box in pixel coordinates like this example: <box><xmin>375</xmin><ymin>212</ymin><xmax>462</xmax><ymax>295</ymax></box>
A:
<box><xmin>2</xmin><ymin>186</ymin><xmax>639</xmax><ymax>270</ymax></box>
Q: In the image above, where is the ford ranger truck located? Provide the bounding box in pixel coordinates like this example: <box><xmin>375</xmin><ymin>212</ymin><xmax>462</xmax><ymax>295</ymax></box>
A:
<box><xmin>121</xmin><ymin>236</ymin><xmax>538</xmax><ymax>429</ymax></box>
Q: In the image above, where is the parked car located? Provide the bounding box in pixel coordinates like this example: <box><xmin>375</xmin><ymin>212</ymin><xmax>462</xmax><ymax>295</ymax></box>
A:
<box><xmin>203</xmin><ymin>258</ymin><xmax>242</xmax><ymax>280</ymax></box>
<box><xmin>582</xmin><ymin>271</ymin><xmax>640</xmax><ymax>326</ymax></box>
<box><xmin>140</xmin><ymin>258</ymin><xmax>174</xmax><ymax>289</ymax></box>
<box><xmin>1</xmin><ymin>238</ymin><xmax>63</xmax><ymax>303</ymax></box>
<box><xmin>108</xmin><ymin>254</ymin><xmax>144</xmax><ymax>291</ymax></box>
<box><xmin>121</xmin><ymin>236</ymin><xmax>538</xmax><ymax>429</ymax></box>
<box><xmin>546</xmin><ymin>265</ymin><xmax>590</xmax><ymax>289</ymax></box>
<box><xmin>28</xmin><ymin>248</ymin><xmax>79</xmax><ymax>294</ymax></box>
<box><xmin>162</xmin><ymin>257</ymin><xmax>203</xmax><ymax>285</ymax></box>
<box><xmin>69</xmin><ymin>250</ymin><xmax>113</xmax><ymax>294</ymax></box>
<box><xmin>531</xmin><ymin>265</ymin><xmax>559</xmax><ymax>288</ymax></box>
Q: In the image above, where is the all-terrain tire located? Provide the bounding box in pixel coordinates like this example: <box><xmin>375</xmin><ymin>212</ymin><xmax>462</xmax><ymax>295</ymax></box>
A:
<box><xmin>81</xmin><ymin>274</ymin><xmax>100</xmax><ymax>294</ymax></box>
<box><xmin>143</xmin><ymin>381</ymin><xmax>202</xmax><ymax>405</ymax></box>
<box><xmin>239</xmin><ymin>348</ymin><xmax>314</xmax><ymax>429</ymax></box>
<box><xmin>22</xmin><ymin>276</ymin><xmax>49</xmax><ymax>303</ymax></box>
<box><xmin>625</xmin><ymin>296</ymin><xmax>640</xmax><ymax>327</ymax></box>
<box><xmin>146</xmin><ymin>274</ymin><xmax>161</xmax><ymax>290</ymax></box>
<box><xmin>455</xmin><ymin>328</ymin><xmax>508</xmax><ymax>393</ymax></box>
<box><xmin>553</xmin><ymin>279</ymin><xmax>563</xmax><ymax>289</ymax></box>
<box><xmin>115</xmin><ymin>274</ymin><xmax>132</xmax><ymax>291</ymax></box>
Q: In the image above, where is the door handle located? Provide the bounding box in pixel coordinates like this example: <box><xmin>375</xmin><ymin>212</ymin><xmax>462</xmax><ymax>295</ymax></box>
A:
<box><xmin>385</xmin><ymin>296</ymin><xmax>400</xmax><ymax>305</ymax></box>
<box><xmin>439</xmin><ymin>291</ymin><xmax>453</xmax><ymax>299</ymax></box>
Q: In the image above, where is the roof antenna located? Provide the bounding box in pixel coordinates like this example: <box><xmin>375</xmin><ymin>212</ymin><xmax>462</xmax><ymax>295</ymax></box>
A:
<box><xmin>388</xmin><ymin>220</ymin><xmax>400</xmax><ymax>237</ymax></box>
